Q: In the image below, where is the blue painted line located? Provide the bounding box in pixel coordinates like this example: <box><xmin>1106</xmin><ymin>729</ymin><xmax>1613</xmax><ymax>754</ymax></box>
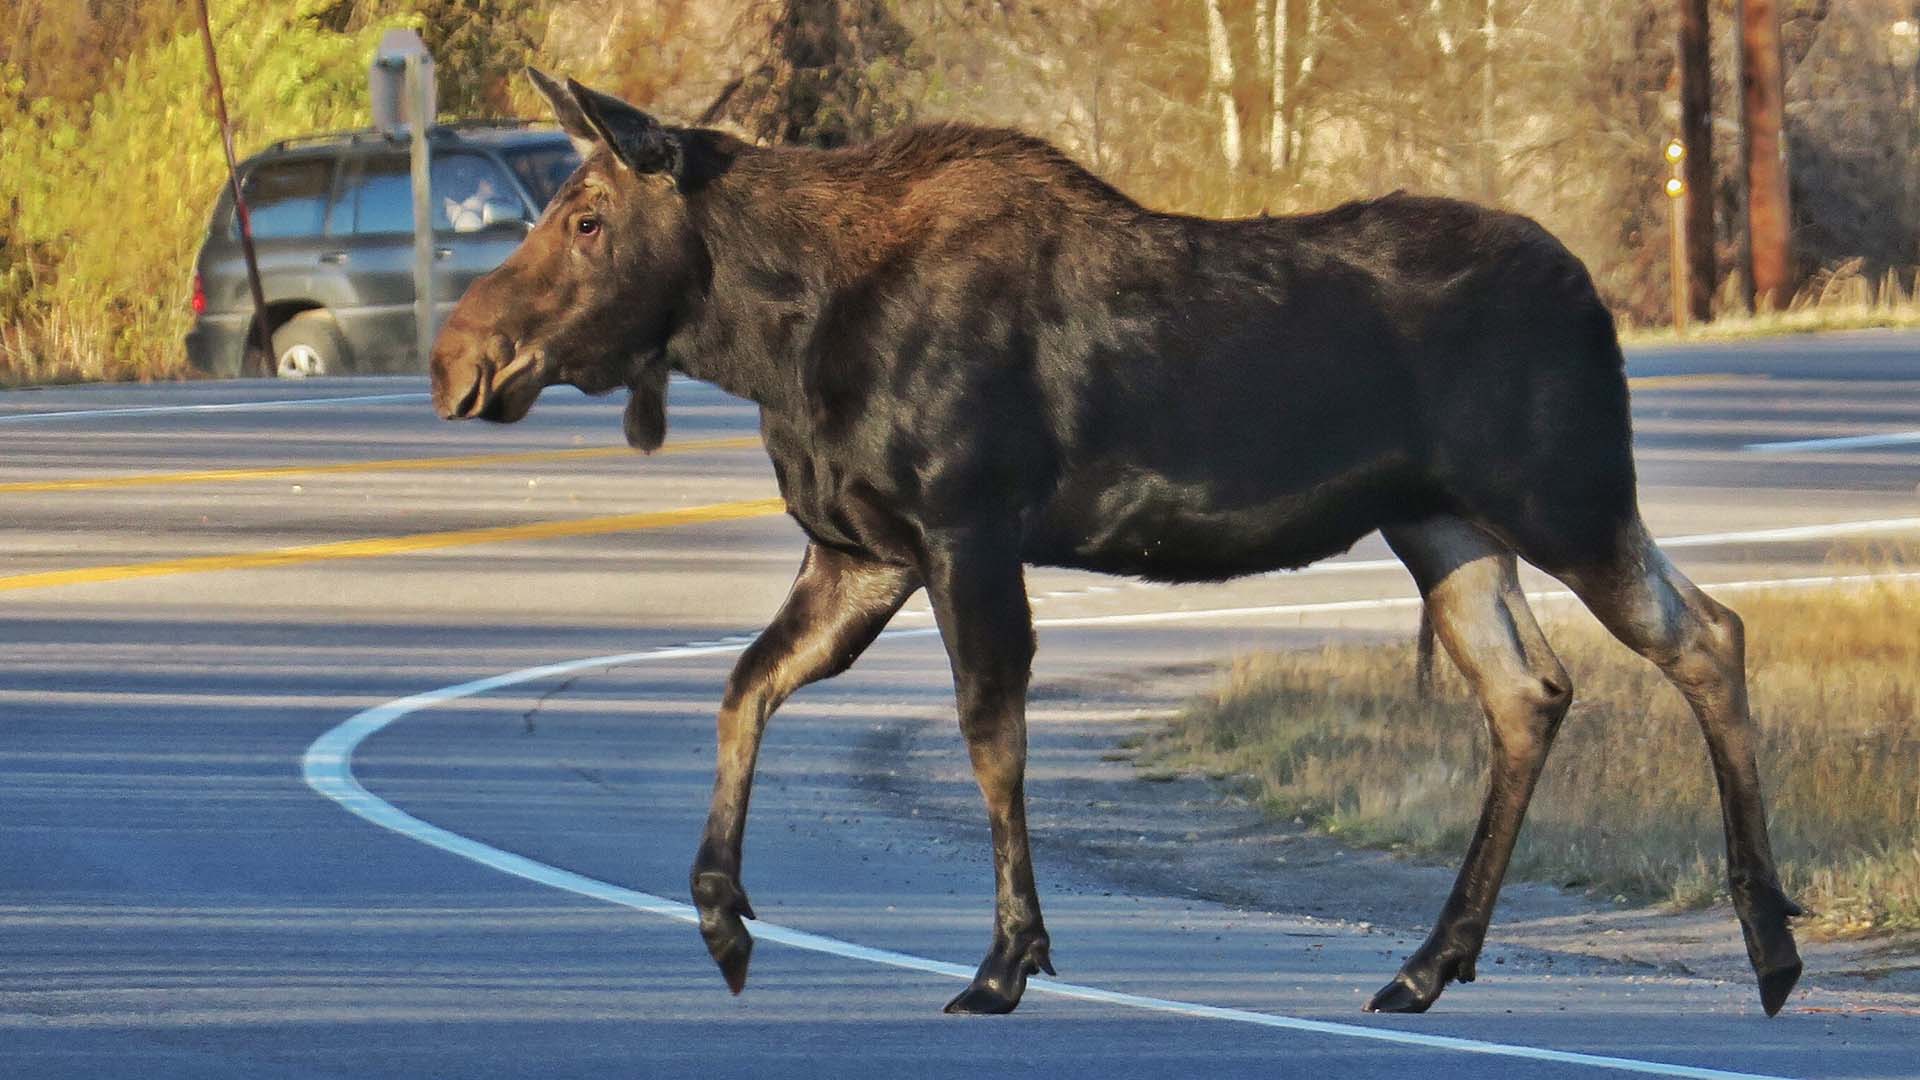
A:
<box><xmin>1745</xmin><ymin>430</ymin><xmax>1920</xmax><ymax>453</ymax></box>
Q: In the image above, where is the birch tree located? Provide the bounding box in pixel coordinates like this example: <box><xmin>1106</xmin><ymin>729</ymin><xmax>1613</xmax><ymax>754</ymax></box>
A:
<box><xmin>1260</xmin><ymin>0</ymin><xmax>1288</xmax><ymax>171</ymax></box>
<box><xmin>1287</xmin><ymin>0</ymin><xmax>1320</xmax><ymax>168</ymax></box>
<box><xmin>1205</xmin><ymin>0</ymin><xmax>1242</xmax><ymax>168</ymax></box>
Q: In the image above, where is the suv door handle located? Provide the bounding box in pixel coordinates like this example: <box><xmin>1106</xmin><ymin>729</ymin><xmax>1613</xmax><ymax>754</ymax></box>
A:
<box><xmin>318</xmin><ymin>250</ymin><xmax>348</xmax><ymax>265</ymax></box>
<box><xmin>434</xmin><ymin>247</ymin><xmax>453</xmax><ymax>260</ymax></box>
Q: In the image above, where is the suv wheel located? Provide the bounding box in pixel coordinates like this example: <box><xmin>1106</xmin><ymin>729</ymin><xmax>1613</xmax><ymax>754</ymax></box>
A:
<box><xmin>270</xmin><ymin>311</ymin><xmax>350</xmax><ymax>378</ymax></box>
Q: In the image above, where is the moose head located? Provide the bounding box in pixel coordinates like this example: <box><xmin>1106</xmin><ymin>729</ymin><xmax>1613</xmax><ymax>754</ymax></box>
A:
<box><xmin>429</xmin><ymin>70</ymin><xmax>705</xmax><ymax>451</ymax></box>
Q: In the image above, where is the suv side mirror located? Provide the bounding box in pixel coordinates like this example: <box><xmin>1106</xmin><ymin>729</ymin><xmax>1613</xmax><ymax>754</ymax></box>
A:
<box><xmin>480</xmin><ymin>198</ymin><xmax>527</xmax><ymax>228</ymax></box>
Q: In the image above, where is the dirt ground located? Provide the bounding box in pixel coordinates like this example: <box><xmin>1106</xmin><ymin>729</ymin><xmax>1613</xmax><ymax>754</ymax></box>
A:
<box><xmin>849</xmin><ymin>658</ymin><xmax>1920</xmax><ymax>1016</ymax></box>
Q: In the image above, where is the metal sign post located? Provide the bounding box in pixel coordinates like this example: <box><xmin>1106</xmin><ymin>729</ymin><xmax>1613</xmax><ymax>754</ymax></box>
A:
<box><xmin>372</xmin><ymin>30</ymin><xmax>436</xmax><ymax>368</ymax></box>
<box><xmin>1665</xmin><ymin>139</ymin><xmax>1689</xmax><ymax>334</ymax></box>
<box><xmin>407</xmin><ymin>56</ymin><xmax>436</xmax><ymax>369</ymax></box>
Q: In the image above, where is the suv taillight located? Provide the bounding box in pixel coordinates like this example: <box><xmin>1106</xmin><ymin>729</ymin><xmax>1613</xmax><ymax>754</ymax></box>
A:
<box><xmin>191</xmin><ymin>273</ymin><xmax>207</xmax><ymax>316</ymax></box>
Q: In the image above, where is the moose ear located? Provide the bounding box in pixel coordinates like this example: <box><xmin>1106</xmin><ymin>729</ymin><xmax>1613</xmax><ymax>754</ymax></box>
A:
<box><xmin>564</xmin><ymin>77</ymin><xmax>683</xmax><ymax>177</ymax></box>
<box><xmin>526</xmin><ymin>68</ymin><xmax>599</xmax><ymax>160</ymax></box>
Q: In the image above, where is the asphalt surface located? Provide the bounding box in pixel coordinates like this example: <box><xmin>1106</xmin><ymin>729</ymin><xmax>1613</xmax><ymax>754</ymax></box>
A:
<box><xmin>2</xmin><ymin>330</ymin><xmax>1918</xmax><ymax>1079</ymax></box>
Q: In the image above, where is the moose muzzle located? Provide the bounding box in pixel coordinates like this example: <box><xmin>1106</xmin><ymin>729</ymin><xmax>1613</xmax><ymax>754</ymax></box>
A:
<box><xmin>429</xmin><ymin>313</ymin><xmax>544</xmax><ymax>423</ymax></box>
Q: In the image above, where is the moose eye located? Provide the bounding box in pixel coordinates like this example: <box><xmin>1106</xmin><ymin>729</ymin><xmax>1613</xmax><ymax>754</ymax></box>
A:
<box><xmin>575</xmin><ymin>215</ymin><xmax>600</xmax><ymax>237</ymax></box>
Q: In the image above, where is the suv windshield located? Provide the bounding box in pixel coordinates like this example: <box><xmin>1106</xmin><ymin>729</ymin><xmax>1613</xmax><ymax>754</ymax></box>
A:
<box><xmin>502</xmin><ymin>145</ymin><xmax>581</xmax><ymax>209</ymax></box>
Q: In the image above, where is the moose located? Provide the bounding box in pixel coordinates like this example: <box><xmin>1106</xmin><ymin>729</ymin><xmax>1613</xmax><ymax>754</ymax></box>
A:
<box><xmin>429</xmin><ymin>70</ymin><xmax>1804</xmax><ymax>1017</ymax></box>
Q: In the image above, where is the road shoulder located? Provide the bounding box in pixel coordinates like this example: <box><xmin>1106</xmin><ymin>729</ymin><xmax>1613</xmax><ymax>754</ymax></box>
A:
<box><xmin>851</xmin><ymin>657</ymin><xmax>1920</xmax><ymax>1012</ymax></box>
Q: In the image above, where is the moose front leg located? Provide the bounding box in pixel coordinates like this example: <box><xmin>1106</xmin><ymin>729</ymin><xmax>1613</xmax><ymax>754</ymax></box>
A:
<box><xmin>922</xmin><ymin>528</ymin><xmax>1054</xmax><ymax>1015</ymax></box>
<box><xmin>691</xmin><ymin>543</ymin><xmax>917</xmax><ymax>994</ymax></box>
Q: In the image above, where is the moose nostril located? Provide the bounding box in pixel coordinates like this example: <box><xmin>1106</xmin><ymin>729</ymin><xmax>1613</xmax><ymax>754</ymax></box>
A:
<box><xmin>448</xmin><ymin>372</ymin><xmax>483</xmax><ymax>420</ymax></box>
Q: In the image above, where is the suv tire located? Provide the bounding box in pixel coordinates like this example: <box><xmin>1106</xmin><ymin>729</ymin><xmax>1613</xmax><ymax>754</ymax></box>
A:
<box><xmin>270</xmin><ymin>311</ymin><xmax>350</xmax><ymax>378</ymax></box>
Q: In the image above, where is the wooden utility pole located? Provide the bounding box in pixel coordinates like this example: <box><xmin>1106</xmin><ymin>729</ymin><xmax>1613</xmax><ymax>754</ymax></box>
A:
<box><xmin>1738</xmin><ymin>0</ymin><xmax>1792</xmax><ymax>311</ymax></box>
<box><xmin>1677</xmin><ymin>0</ymin><xmax>1714</xmax><ymax>322</ymax></box>
<box><xmin>193</xmin><ymin>0</ymin><xmax>274</xmax><ymax>373</ymax></box>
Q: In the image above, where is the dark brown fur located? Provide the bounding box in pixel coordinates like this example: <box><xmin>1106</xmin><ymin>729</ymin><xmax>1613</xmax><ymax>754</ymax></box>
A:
<box><xmin>427</xmin><ymin>72</ymin><xmax>1804</xmax><ymax>1017</ymax></box>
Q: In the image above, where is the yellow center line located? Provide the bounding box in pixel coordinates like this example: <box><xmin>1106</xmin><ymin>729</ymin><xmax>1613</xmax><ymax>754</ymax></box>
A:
<box><xmin>5</xmin><ymin>380</ymin><xmax>1746</xmax><ymax>496</ymax></box>
<box><xmin>0</xmin><ymin>435</ymin><xmax>764</xmax><ymax>494</ymax></box>
<box><xmin>0</xmin><ymin>497</ymin><xmax>789</xmax><ymax>594</ymax></box>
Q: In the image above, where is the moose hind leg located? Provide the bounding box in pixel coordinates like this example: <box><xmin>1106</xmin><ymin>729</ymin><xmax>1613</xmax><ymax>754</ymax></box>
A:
<box><xmin>1560</xmin><ymin>524</ymin><xmax>1803</xmax><ymax>1015</ymax></box>
<box><xmin>691</xmin><ymin>544</ymin><xmax>917</xmax><ymax>994</ymax></box>
<box><xmin>922</xmin><ymin>528</ymin><xmax>1053</xmax><ymax>1015</ymax></box>
<box><xmin>1369</xmin><ymin>517</ymin><xmax>1572</xmax><ymax>1013</ymax></box>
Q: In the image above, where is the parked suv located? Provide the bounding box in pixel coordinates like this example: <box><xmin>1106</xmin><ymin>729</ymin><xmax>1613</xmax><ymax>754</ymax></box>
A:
<box><xmin>185</xmin><ymin>121</ymin><xmax>578</xmax><ymax>378</ymax></box>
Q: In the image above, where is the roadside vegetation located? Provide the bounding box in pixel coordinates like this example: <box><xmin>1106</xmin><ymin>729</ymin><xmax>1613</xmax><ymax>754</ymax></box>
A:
<box><xmin>1140</xmin><ymin>572</ymin><xmax>1920</xmax><ymax>937</ymax></box>
<box><xmin>7</xmin><ymin>1</ymin><xmax>1920</xmax><ymax>386</ymax></box>
<box><xmin>1621</xmin><ymin>259</ymin><xmax>1920</xmax><ymax>345</ymax></box>
<box><xmin>0</xmin><ymin>5</ymin><xmax>409</xmax><ymax>386</ymax></box>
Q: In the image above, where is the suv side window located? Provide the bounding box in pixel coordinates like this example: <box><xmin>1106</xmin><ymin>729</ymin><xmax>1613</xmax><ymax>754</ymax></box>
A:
<box><xmin>433</xmin><ymin>153</ymin><xmax>518</xmax><ymax>232</ymax></box>
<box><xmin>348</xmin><ymin>156</ymin><xmax>416</xmax><ymax>235</ymax></box>
<box><xmin>235</xmin><ymin>159</ymin><xmax>334</xmax><ymax>239</ymax></box>
<box><xmin>344</xmin><ymin>152</ymin><xmax>518</xmax><ymax>235</ymax></box>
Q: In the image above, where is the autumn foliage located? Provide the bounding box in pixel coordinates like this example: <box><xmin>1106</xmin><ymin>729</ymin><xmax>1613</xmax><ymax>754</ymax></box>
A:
<box><xmin>3</xmin><ymin>1</ymin><xmax>1916</xmax><ymax>383</ymax></box>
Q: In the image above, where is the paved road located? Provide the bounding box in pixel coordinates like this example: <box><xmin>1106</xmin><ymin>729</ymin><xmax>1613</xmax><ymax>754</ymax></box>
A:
<box><xmin>2</xmin><ymin>331</ymin><xmax>1917</xmax><ymax>1078</ymax></box>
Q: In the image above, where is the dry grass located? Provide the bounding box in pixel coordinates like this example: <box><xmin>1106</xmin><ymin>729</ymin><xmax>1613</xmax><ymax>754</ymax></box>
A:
<box><xmin>0</xmin><ymin>304</ymin><xmax>188</xmax><ymax>388</ymax></box>
<box><xmin>1621</xmin><ymin>260</ymin><xmax>1920</xmax><ymax>345</ymax></box>
<box><xmin>1143</xmin><ymin>572</ymin><xmax>1920</xmax><ymax>936</ymax></box>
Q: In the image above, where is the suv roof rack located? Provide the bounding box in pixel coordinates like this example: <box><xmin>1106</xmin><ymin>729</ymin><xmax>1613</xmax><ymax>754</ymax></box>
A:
<box><xmin>262</xmin><ymin>119</ymin><xmax>540</xmax><ymax>155</ymax></box>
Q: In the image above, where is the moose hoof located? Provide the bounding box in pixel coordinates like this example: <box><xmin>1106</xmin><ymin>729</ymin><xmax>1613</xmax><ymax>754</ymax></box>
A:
<box><xmin>1364</xmin><ymin>976</ymin><xmax>1435</xmax><ymax>1015</ymax></box>
<box><xmin>1757</xmin><ymin>959</ymin><xmax>1802</xmax><ymax>1018</ymax></box>
<box><xmin>1739</xmin><ymin>883</ymin><xmax>1804</xmax><ymax>1017</ymax></box>
<box><xmin>1750</xmin><ymin>922</ymin><xmax>1802</xmax><ymax>1018</ymax></box>
<box><xmin>1364</xmin><ymin>949</ymin><xmax>1474</xmax><ymax>1014</ymax></box>
<box><xmin>706</xmin><ymin>924</ymin><xmax>754</xmax><ymax>994</ymax></box>
<box><xmin>943</xmin><ymin>935</ymin><xmax>1053</xmax><ymax>1015</ymax></box>
<box><xmin>944</xmin><ymin>981</ymin><xmax>1022</xmax><ymax>1015</ymax></box>
<box><xmin>692</xmin><ymin>871</ymin><xmax>757</xmax><ymax>995</ymax></box>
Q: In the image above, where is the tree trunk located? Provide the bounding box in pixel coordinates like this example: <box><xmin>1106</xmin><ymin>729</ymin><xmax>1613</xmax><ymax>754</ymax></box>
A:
<box><xmin>1206</xmin><ymin>0</ymin><xmax>1242</xmax><ymax>169</ymax></box>
<box><xmin>1678</xmin><ymin>0</ymin><xmax>1715</xmax><ymax>322</ymax></box>
<box><xmin>1265</xmin><ymin>0</ymin><xmax>1290</xmax><ymax>173</ymax></box>
<box><xmin>1480</xmin><ymin>0</ymin><xmax>1497</xmax><ymax>202</ymax></box>
<box><xmin>1431</xmin><ymin>0</ymin><xmax>1457</xmax><ymax>55</ymax></box>
<box><xmin>1738</xmin><ymin>0</ymin><xmax>1792</xmax><ymax>311</ymax></box>
<box><xmin>1289</xmin><ymin>0</ymin><xmax>1320</xmax><ymax>166</ymax></box>
<box><xmin>698</xmin><ymin>0</ymin><xmax>917</xmax><ymax>149</ymax></box>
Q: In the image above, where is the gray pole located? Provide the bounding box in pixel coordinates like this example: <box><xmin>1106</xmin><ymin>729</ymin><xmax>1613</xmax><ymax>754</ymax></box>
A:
<box><xmin>407</xmin><ymin>54</ymin><xmax>435</xmax><ymax>369</ymax></box>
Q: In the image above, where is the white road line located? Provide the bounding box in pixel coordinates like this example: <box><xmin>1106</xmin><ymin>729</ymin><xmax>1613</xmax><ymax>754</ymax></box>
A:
<box><xmin>1657</xmin><ymin>516</ymin><xmax>1920</xmax><ymax>547</ymax></box>
<box><xmin>301</xmin><ymin>571</ymin><xmax>1920</xmax><ymax>1078</ymax></box>
<box><xmin>1027</xmin><ymin>569</ymin><xmax>1920</xmax><ymax>629</ymax></box>
<box><xmin>1745</xmin><ymin>430</ymin><xmax>1920</xmax><ymax>453</ymax></box>
<box><xmin>0</xmin><ymin>392</ymin><xmax>431</xmax><ymax>423</ymax></box>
